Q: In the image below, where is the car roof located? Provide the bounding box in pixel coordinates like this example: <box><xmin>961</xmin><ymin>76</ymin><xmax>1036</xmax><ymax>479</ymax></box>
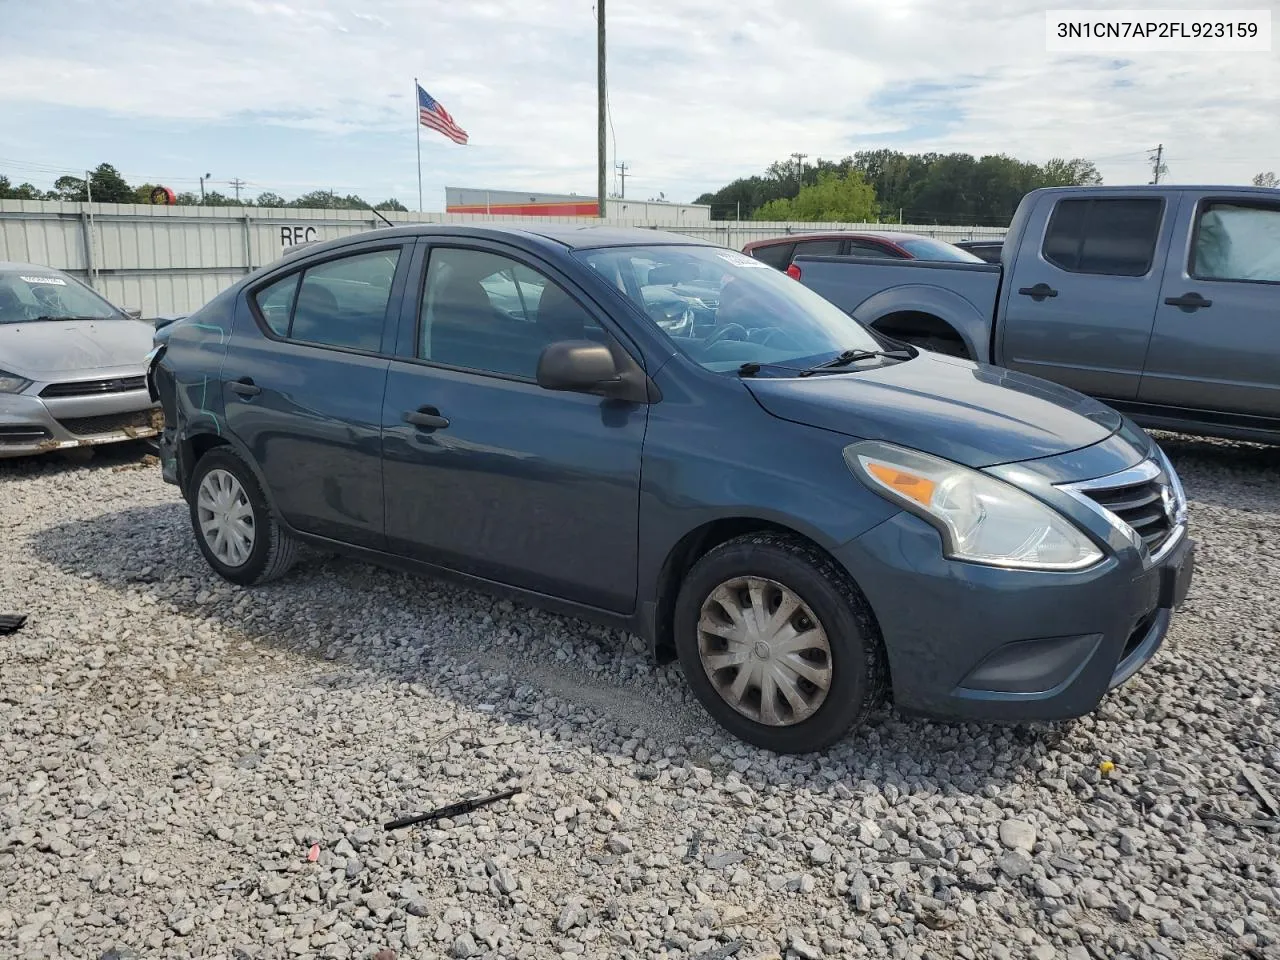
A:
<box><xmin>274</xmin><ymin>222</ymin><xmax>714</xmax><ymax>268</ymax></box>
<box><xmin>1029</xmin><ymin>183</ymin><xmax>1280</xmax><ymax>196</ymax></box>
<box><xmin>744</xmin><ymin>231</ymin><xmax>945</xmax><ymax>247</ymax></box>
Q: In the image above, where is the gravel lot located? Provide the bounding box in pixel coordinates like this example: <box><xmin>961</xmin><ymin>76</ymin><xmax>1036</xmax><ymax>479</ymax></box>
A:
<box><xmin>2</xmin><ymin>436</ymin><xmax>1279</xmax><ymax>960</ymax></box>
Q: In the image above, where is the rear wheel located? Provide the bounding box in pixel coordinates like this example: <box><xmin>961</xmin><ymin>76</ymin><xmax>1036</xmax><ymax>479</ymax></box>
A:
<box><xmin>188</xmin><ymin>448</ymin><xmax>299</xmax><ymax>586</ymax></box>
<box><xmin>673</xmin><ymin>532</ymin><xmax>885</xmax><ymax>754</ymax></box>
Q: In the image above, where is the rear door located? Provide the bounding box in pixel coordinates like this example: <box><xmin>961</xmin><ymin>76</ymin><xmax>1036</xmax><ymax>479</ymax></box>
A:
<box><xmin>1140</xmin><ymin>195</ymin><xmax>1280</xmax><ymax>419</ymax></box>
<box><xmin>223</xmin><ymin>242</ymin><xmax>410</xmax><ymax>549</ymax></box>
<box><xmin>997</xmin><ymin>193</ymin><xmax>1175</xmax><ymax>400</ymax></box>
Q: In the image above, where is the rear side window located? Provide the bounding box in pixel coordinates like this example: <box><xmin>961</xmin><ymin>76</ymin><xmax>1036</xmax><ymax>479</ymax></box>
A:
<box><xmin>749</xmin><ymin>242</ymin><xmax>795</xmax><ymax>269</ymax></box>
<box><xmin>1192</xmin><ymin>201</ymin><xmax>1280</xmax><ymax>283</ymax></box>
<box><xmin>793</xmin><ymin>239</ymin><xmax>844</xmax><ymax>258</ymax></box>
<box><xmin>1042</xmin><ymin>198</ymin><xmax>1162</xmax><ymax>277</ymax></box>
<box><xmin>847</xmin><ymin>240</ymin><xmax>901</xmax><ymax>258</ymax></box>
<box><xmin>252</xmin><ymin>248</ymin><xmax>401</xmax><ymax>351</ymax></box>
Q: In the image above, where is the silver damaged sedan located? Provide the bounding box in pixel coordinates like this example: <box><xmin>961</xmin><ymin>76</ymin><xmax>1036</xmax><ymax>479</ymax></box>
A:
<box><xmin>0</xmin><ymin>261</ymin><xmax>160</xmax><ymax>458</ymax></box>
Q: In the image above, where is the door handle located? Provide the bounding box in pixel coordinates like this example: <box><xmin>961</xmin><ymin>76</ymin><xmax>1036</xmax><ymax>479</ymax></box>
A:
<box><xmin>1017</xmin><ymin>283</ymin><xmax>1058</xmax><ymax>301</ymax></box>
<box><xmin>404</xmin><ymin>407</ymin><xmax>450</xmax><ymax>430</ymax></box>
<box><xmin>1164</xmin><ymin>292</ymin><xmax>1213</xmax><ymax>310</ymax></box>
<box><xmin>229</xmin><ymin>378</ymin><xmax>261</xmax><ymax>397</ymax></box>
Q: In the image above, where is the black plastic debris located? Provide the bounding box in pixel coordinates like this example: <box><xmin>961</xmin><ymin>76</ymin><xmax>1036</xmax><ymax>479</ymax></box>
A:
<box><xmin>384</xmin><ymin>786</ymin><xmax>521</xmax><ymax>831</ymax></box>
<box><xmin>0</xmin><ymin>613</ymin><xmax>27</xmax><ymax>635</ymax></box>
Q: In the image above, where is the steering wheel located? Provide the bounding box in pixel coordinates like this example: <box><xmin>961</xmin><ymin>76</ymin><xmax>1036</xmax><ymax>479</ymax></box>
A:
<box><xmin>698</xmin><ymin>322</ymin><xmax>749</xmax><ymax>354</ymax></box>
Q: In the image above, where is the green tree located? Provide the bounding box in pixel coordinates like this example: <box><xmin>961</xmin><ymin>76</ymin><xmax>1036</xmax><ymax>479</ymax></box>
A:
<box><xmin>0</xmin><ymin>175</ymin><xmax>50</xmax><ymax>199</ymax></box>
<box><xmin>53</xmin><ymin>175</ymin><xmax>88</xmax><ymax>201</ymax></box>
<box><xmin>254</xmin><ymin>192</ymin><xmax>287</xmax><ymax>207</ymax></box>
<box><xmin>753</xmin><ymin>170</ymin><xmax>878</xmax><ymax>222</ymax></box>
<box><xmin>291</xmin><ymin>190</ymin><xmax>371</xmax><ymax>210</ymax></box>
<box><xmin>1040</xmin><ymin>158</ymin><xmax>1103</xmax><ymax>187</ymax></box>
<box><xmin>1253</xmin><ymin>171</ymin><xmax>1278</xmax><ymax>188</ymax></box>
<box><xmin>200</xmin><ymin>190</ymin><xmax>242</xmax><ymax>206</ymax></box>
<box><xmin>174</xmin><ymin>191</ymin><xmax>200</xmax><ymax>205</ymax></box>
<box><xmin>87</xmin><ymin>163</ymin><xmax>134</xmax><ymax>203</ymax></box>
<box><xmin>374</xmin><ymin>198</ymin><xmax>408</xmax><ymax>212</ymax></box>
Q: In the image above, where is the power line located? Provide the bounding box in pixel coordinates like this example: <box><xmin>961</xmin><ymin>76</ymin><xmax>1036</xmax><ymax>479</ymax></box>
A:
<box><xmin>229</xmin><ymin>178</ymin><xmax>246</xmax><ymax>202</ymax></box>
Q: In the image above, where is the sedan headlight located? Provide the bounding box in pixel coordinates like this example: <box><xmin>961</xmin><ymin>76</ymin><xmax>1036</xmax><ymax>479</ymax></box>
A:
<box><xmin>845</xmin><ymin>440</ymin><xmax>1103</xmax><ymax>570</ymax></box>
<box><xmin>0</xmin><ymin>370</ymin><xmax>32</xmax><ymax>394</ymax></box>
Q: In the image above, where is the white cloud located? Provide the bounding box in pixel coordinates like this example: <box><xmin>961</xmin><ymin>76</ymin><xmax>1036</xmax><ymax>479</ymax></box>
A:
<box><xmin>0</xmin><ymin>0</ymin><xmax>1276</xmax><ymax>203</ymax></box>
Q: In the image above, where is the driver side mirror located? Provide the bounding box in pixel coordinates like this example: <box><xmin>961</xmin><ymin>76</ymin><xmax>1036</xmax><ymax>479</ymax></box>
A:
<box><xmin>124</xmin><ymin>307</ymin><xmax>144</xmax><ymax>320</ymax></box>
<box><xmin>536</xmin><ymin>341</ymin><xmax>622</xmax><ymax>394</ymax></box>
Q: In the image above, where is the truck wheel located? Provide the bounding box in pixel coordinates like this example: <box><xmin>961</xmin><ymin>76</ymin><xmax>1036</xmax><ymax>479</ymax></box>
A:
<box><xmin>917</xmin><ymin>335</ymin><xmax>971</xmax><ymax>359</ymax></box>
<box><xmin>188</xmin><ymin>449</ymin><xmax>299</xmax><ymax>586</ymax></box>
<box><xmin>673</xmin><ymin>532</ymin><xmax>886</xmax><ymax>754</ymax></box>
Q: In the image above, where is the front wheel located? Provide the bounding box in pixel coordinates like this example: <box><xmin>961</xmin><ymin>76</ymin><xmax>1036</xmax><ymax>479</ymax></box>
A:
<box><xmin>673</xmin><ymin>533</ymin><xmax>885</xmax><ymax>754</ymax></box>
<box><xmin>188</xmin><ymin>448</ymin><xmax>299</xmax><ymax>586</ymax></box>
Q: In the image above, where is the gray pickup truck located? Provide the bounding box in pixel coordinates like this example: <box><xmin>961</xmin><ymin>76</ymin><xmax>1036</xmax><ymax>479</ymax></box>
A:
<box><xmin>792</xmin><ymin>184</ymin><xmax>1280</xmax><ymax>444</ymax></box>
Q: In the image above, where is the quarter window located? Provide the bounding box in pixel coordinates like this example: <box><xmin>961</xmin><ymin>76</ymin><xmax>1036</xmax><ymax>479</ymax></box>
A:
<box><xmin>420</xmin><ymin>248</ymin><xmax>601</xmax><ymax>379</ymax></box>
<box><xmin>1042</xmin><ymin>198</ymin><xmax>1162</xmax><ymax>277</ymax></box>
<box><xmin>1191</xmin><ymin>202</ymin><xmax>1280</xmax><ymax>283</ymax></box>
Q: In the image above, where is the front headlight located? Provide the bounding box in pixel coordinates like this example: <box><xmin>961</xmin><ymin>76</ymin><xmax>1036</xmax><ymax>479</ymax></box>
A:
<box><xmin>0</xmin><ymin>370</ymin><xmax>32</xmax><ymax>394</ymax></box>
<box><xmin>845</xmin><ymin>440</ymin><xmax>1103</xmax><ymax>571</ymax></box>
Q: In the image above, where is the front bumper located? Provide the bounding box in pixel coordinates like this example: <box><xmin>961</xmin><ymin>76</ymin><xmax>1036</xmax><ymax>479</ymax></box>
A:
<box><xmin>836</xmin><ymin>509</ymin><xmax>1194</xmax><ymax>724</ymax></box>
<box><xmin>0</xmin><ymin>388</ymin><xmax>160</xmax><ymax>458</ymax></box>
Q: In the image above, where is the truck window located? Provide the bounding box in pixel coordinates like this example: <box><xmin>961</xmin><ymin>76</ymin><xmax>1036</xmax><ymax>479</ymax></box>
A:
<box><xmin>793</xmin><ymin>239</ymin><xmax>844</xmax><ymax>258</ymax></box>
<box><xmin>1191</xmin><ymin>201</ymin><xmax>1280</xmax><ymax>283</ymax></box>
<box><xmin>750</xmin><ymin>242</ymin><xmax>795</xmax><ymax>269</ymax></box>
<box><xmin>1042</xmin><ymin>198</ymin><xmax>1162</xmax><ymax>277</ymax></box>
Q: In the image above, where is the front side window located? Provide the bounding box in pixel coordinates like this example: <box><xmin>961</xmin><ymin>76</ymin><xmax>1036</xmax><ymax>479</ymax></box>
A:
<box><xmin>1043</xmin><ymin>198</ymin><xmax>1162</xmax><ymax>277</ymax></box>
<box><xmin>577</xmin><ymin>245</ymin><xmax>884</xmax><ymax>373</ymax></box>
<box><xmin>1192</xmin><ymin>202</ymin><xmax>1280</xmax><ymax>283</ymax></box>
<box><xmin>420</xmin><ymin>248</ymin><xmax>601</xmax><ymax>379</ymax></box>
<box><xmin>0</xmin><ymin>267</ymin><xmax>123</xmax><ymax>325</ymax></box>
<box><xmin>252</xmin><ymin>248</ymin><xmax>400</xmax><ymax>350</ymax></box>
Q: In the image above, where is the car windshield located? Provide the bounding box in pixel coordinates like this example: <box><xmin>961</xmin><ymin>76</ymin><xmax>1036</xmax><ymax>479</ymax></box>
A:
<box><xmin>577</xmin><ymin>244</ymin><xmax>884</xmax><ymax>372</ymax></box>
<box><xmin>897</xmin><ymin>237</ymin><xmax>985</xmax><ymax>262</ymax></box>
<box><xmin>0</xmin><ymin>267</ymin><xmax>123</xmax><ymax>324</ymax></box>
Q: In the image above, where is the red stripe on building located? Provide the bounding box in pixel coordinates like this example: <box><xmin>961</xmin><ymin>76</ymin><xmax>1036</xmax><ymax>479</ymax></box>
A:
<box><xmin>447</xmin><ymin>201</ymin><xmax>600</xmax><ymax>217</ymax></box>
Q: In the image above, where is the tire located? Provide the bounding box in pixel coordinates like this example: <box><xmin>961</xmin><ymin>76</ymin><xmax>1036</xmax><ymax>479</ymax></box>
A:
<box><xmin>188</xmin><ymin>448</ymin><xmax>299</xmax><ymax>586</ymax></box>
<box><xmin>673</xmin><ymin>532</ymin><xmax>886</xmax><ymax>754</ymax></box>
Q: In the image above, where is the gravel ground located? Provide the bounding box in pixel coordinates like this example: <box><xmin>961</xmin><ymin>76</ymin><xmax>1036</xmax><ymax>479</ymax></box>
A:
<box><xmin>2</xmin><ymin>435</ymin><xmax>1279</xmax><ymax>960</ymax></box>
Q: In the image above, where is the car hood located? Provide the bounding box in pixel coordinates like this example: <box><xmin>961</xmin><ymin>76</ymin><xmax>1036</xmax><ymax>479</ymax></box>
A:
<box><xmin>744</xmin><ymin>353</ymin><xmax>1122</xmax><ymax>468</ymax></box>
<box><xmin>0</xmin><ymin>319</ymin><xmax>153</xmax><ymax>376</ymax></box>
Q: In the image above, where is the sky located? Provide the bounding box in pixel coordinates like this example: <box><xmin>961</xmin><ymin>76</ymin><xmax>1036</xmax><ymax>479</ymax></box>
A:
<box><xmin>0</xmin><ymin>0</ymin><xmax>1276</xmax><ymax>211</ymax></box>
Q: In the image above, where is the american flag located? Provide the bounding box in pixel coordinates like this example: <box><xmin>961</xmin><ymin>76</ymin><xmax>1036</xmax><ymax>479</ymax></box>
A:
<box><xmin>417</xmin><ymin>83</ymin><xmax>468</xmax><ymax>145</ymax></box>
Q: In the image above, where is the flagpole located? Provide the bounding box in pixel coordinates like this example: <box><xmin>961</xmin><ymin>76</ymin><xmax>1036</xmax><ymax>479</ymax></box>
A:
<box><xmin>414</xmin><ymin>77</ymin><xmax>423</xmax><ymax>213</ymax></box>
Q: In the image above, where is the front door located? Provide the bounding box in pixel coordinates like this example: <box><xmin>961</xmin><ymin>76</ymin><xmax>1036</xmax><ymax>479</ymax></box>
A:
<box><xmin>1140</xmin><ymin>196</ymin><xmax>1280</xmax><ymax>419</ymax></box>
<box><xmin>381</xmin><ymin>241</ymin><xmax>647</xmax><ymax>613</ymax></box>
<box><xmin>998</xmin><ymin>193</ymin><xmax>1173</xmax><ymax>400</ymax></box>
<box><xmin>223</xmin><ymin>242</ymin><xmax>410</xmax><ymax>549</ymax></box>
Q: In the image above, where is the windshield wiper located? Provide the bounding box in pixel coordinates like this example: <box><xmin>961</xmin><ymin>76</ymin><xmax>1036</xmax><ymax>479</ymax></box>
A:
<box><xmin>798</xmin><ymin>347</ymin><xmax>911</xmax><ymax>376</ymax></box>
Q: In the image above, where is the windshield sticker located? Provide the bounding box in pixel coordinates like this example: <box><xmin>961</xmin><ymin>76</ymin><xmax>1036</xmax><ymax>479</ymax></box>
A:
<box><xmin>716</xmin><ymin>252</ymin><xmax>770</xmax><ymax>269</ymax></box>
<box><xmin>20</xmin><ymin>276</ymin><xmax>67</xmax><ymax>286</ymax></box>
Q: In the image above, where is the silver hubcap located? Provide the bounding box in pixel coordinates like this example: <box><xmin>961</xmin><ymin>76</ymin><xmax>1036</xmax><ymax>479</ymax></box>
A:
<box><xmin>697</xmin><ymin>576</ymin><xmax>833</xmax><ymax>726</ymax></box>
<box><xmin>196</xmin><ymin>468</ymin><xmax>255</xmax><ymax>567</ymax></box>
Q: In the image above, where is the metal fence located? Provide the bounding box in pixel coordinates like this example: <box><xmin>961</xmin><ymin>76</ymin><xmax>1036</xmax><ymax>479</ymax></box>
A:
<box><xmin>0</xmin><ymin>200</ymin><xmax>1006</xmax><ymax>316</ymax></box>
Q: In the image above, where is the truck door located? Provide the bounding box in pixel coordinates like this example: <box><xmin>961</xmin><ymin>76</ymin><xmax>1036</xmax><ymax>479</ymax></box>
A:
<box><xmin>1140</xmin><ymin>195</ymin><xmax>1280</xmax><ymax>420</ymax></box>
<box><xmin>997</xmin><ymin>193</ymin><xmax>1176</xmax><ymax>401</ymax></box>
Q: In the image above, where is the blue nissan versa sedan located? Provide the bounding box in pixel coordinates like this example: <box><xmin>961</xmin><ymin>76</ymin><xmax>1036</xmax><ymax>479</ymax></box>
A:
<box><xmin>146</xmin><ymin>224</ymin><xmax>1194</xmax><ymax>753</ymax></box>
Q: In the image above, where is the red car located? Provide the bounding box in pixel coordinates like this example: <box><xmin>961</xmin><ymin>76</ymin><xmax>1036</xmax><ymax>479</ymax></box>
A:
<box><xmin>742</xmin><ymin>230</ymin><xmax>983</xmax><ymax>277</ymax></box>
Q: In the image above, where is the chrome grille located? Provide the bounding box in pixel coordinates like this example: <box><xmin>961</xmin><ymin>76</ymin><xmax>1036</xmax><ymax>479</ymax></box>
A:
<box><xmin>40</xmin><ymin>376</ymin><xmax>147</xmax><ymax>399</ymax></box>
<box><xmin>1060</xmin><ymin>456</ymin><xmax>1185</xmax><ymax>561</ymax></box>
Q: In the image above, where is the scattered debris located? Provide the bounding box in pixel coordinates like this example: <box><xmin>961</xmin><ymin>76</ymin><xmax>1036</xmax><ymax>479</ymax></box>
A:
<box><xmin>372</xmin><ymin>950</ymin><xmax>397</xmax><ymax>960</ymax></box>
<box><xmin>1099</xmin><ymin>760</ymin><xmax>1116</xmax><ymax>776</ymax></box>
<box><xmin>0</xmin><ymin>613</ymin><xmax>27</xmax><ymax>635</ymax></box>
<box><xmin>685</xmin><ymin>827</ymin><xmax>704</xmax><ymax>862</ymax></box>
<box><xmin>700</xmin><ymin>941</ymin><xmax>743</xmax><ymax>960</ymax></box>
<box><xmin>1196</xmin><ymin>803</ymin><xmax>1280</xmax><ymax>832</ymax></box>
<box><xmin>384</xmin><ymin>786</ymin><xmax>522</xmax><ymax>831</ymax></box>
<box><xmin>306</xmin><ymin>843</ymin><xmax>320</xmax><ymax>862</ymax></box>
<box><xmin>1240</xmin><ymin>765</ymin><xmax>1279</xmax><ymax>818</ymax></box>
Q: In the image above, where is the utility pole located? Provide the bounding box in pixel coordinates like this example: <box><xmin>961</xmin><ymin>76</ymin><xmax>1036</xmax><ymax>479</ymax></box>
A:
<box><xmin>1149</xmin><ymin>144</ymin><xmax>1165</xmax><ymax>184</ymax></box>
<box><xmin>790</xmin><ymin>152</ymin><xmax>808</xmax><ymax>186</ymax></box>
<box><xmin>230</xmin><ymin>178</ymin><xmax>246</xmax><ymax>202</ymax></box>
<box><xmin>615</xmin><ymin>162</ymin><xmax>628</xmax><ymax>199</ymax></box>
<box><xmin>597</xmin><ymin>0</ymin><xmax>607</xmax><ymax>219</ymax></box>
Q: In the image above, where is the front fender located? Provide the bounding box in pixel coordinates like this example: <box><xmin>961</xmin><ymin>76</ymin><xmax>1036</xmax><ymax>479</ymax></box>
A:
<box><xmin>854</xmin><ymin>284</ymin><xmax>993</xmax><ymax>362</ymax></box>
